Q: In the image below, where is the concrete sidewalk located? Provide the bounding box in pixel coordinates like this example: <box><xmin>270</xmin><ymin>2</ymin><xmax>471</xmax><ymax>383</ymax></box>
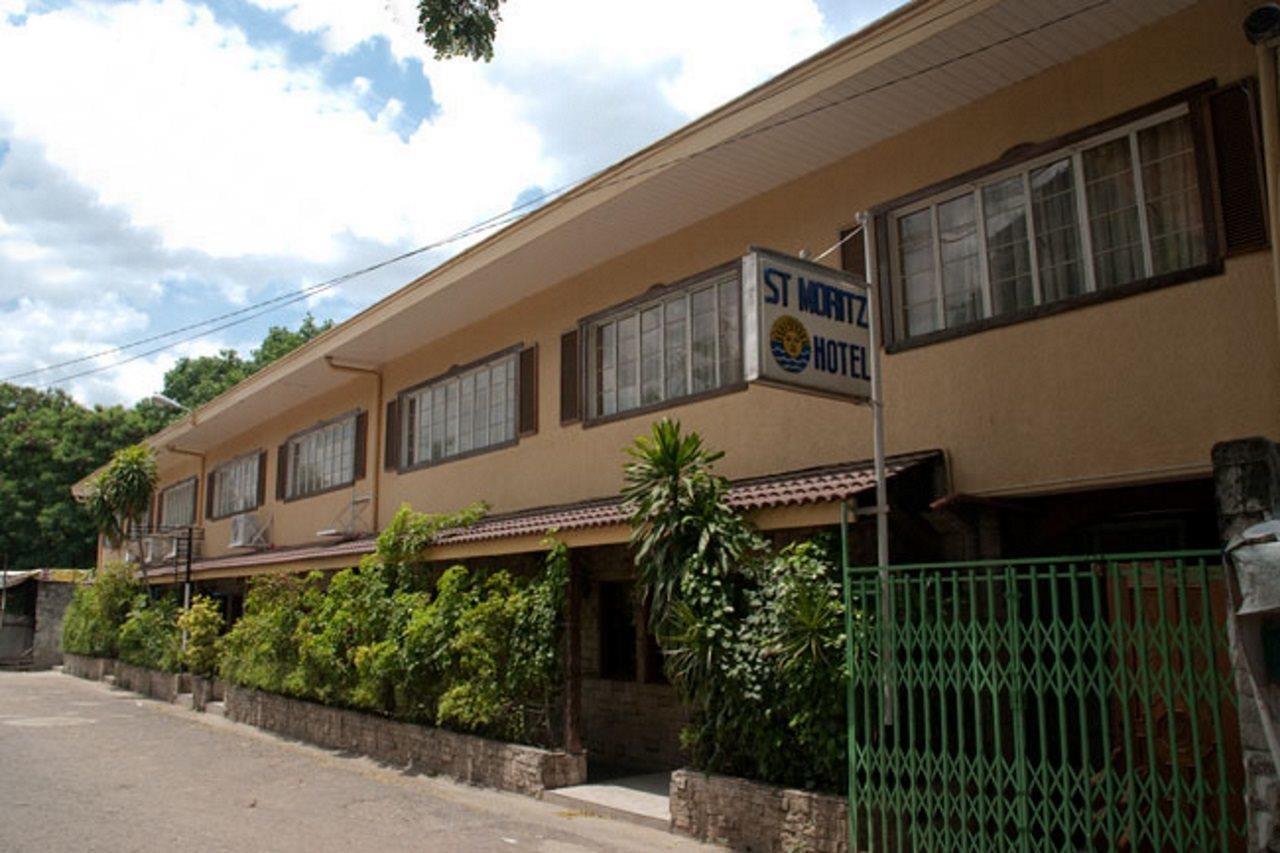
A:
<box><xmin>0</xmin><ymin>670</ymin><xmax>716</xmax><ymax>853</ymax></box>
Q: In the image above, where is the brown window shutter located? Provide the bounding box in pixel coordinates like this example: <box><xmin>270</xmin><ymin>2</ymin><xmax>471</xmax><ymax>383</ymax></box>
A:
<box><xmin>840</xmin><ymin>227</ymin><xmax>867</xmax><ymax>280</ymax></box>
<box><xmin>1210</xmin><ymin>80</ymin><xmax>1268</xmax><ymax>255</ymax></box>
<box><xmin>404</xmin><ymin>397</ymin><xmax>417</xmax><ymax>467</ymax></box>
<box><xmin>205</xmin><ymin>474</ymin><xmax>216</xmax><ymax>520</ymax></box>
<box><xmin>152</xmin><ymin>492</ymin><xmax>161</xmax><ymax>529</ymax></box>
<box><xmin>275</xmin><ymin>444</ymin><xmax>288</xmax><ymax>501</ymax></box>
<box><xmin>353</xmin><ymin>411</ymin><xmax>368</xmax><ymax>480</ymax></box>
<box><xmin>518</xmin><ymin>345</ymin><xmax>538</xmax><ymax>436</ymax></box>
<box><xmin>559</xmin><ymin>330</ymin><xmax>581</xmax><ymax>423</ymax></box>
<box><xmin>383</xmin><ymin>399</ymin><xmax>399</xmax><ymax>471</ymax></box>
<box><xmin>874</xmin><ymin>213</ymin><xmax>895</xmax><ymax>345</ymax></box>
<box><xmin>255</xmin><ymin>450</ymin><xmax>268</xmax><ymax>508</ymax></box>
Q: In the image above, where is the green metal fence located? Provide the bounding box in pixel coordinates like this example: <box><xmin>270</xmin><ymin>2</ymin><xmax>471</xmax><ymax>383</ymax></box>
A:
<box><xmin>841</xmin><ymin>551</ymin><xmax>1244</xmax><ymax>852</ymax></box>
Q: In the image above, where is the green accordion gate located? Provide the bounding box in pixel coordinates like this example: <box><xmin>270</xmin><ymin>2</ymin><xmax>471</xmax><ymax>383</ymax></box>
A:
<box><xmin>841</xmin><ymin>551</ymin><xmax>1245</xmax><ymax>851</ymax></box>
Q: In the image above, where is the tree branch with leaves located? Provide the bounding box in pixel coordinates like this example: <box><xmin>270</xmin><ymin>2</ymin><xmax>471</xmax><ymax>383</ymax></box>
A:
<box><xmin>417</xmin><ymin>0</ymin><xmax>506</xmax><ymax>61</ymax></box>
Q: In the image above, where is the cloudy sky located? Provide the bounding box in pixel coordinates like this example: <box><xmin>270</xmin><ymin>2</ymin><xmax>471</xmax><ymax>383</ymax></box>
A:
<box><xmin>0</xmin><ymin>0</ymin><xmax>903</xmax><ymax>406</ymax></box>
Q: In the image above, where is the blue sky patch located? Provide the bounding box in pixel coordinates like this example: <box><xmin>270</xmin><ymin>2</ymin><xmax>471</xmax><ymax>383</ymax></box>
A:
<box><xmin>322</xmin><ymin>37</ymin><xmax>435</xmax><ymax>141</ymax></box>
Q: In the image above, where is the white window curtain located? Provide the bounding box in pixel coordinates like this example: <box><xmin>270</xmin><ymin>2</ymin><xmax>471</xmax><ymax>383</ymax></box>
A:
<box><xmin>891</xmin><ymin>109</ymin><xmax>1206</xmax><ymax>340</ymax></box>
<box><xmin>213</xmin><ymin>454</ymin><xmax>258</xmax><ymax>517</ymax></box>
<box><xmin>403</xmin><ymin>353</ymin><xmax>516</xmax><ymax>468</ymax></box>
<box><xmin>287</xmin><ymin>415</ymin><xmax>356</xmax><ymax>499</ymax></box>
<box><xmin>160</xmin><ymin>479</ymin><xmax>195</xmax><ymax>528</ymax></box>
<box><xmin>587</xmin><ymin>269</ymin><xmax>742</xmax><ymax>419</ymax></box>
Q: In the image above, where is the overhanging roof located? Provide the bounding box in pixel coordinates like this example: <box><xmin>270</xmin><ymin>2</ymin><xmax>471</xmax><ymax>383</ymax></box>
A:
<box><xmin>141</xmin><ymin>450</ymin><xmax>941</xmax><ymax>579</ymax></box>
<box><xmin>79</xmin><ymin>0</ymin><xmax>1196</xmax><ymax>485</ymax></box>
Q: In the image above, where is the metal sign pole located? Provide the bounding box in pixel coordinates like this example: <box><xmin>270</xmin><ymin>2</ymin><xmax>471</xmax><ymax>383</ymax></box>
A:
<box><xmin>858</xmin><ymin>211</ymin><xmax>893</xmax><ymax>726</ymax></box>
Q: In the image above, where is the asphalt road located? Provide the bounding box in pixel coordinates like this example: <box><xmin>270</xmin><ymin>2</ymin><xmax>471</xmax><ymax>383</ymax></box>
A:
<box><xmin>0</xmin><ymin>670</ymin><xmax>714</xmax><ymax>853</ymax></box>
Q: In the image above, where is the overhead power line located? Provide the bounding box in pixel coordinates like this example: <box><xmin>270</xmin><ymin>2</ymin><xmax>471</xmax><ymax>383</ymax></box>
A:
<box><xmin>19</xmin><ymin>0</ymin><xmax>1110</xmax><ymax>390</ymax></box>
<box><xmin>3</xmin><ymin>184</ymin><xmax>567</xmax><ymax>386</ymax></box>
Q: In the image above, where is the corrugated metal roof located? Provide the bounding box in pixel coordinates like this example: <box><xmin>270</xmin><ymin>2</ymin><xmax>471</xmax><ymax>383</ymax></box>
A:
<box><xmin>150</xmin><ymin>450</ymin><xmax>940</xmax><ymax>578</ymax></box>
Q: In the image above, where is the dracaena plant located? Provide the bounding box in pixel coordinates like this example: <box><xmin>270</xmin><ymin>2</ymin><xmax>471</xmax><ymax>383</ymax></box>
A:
<box><xmin>621</xmin><ymin>418</ymin><xmax>763</xmax><ymax>631</ymax></box>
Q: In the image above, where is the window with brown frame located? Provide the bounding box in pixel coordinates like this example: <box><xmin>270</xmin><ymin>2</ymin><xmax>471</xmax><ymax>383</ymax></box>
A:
<box><xmin>870</xmin><ymin>81</ymin><xmax>1265</xmax><ymax>349</ymax></box>
<box><xmin>580</xmin><ymin>263</ymin><xmax>744</xmax><ymax>424</ymax></box>
<box><xmin>157</xmin><ymin>477</ymin><xmax>197</xmax><ymax>528</ymax></box>
<box><xmin>207</xmin><ymin>451</ymin><xmax>264</xmax><ymax>520</ymax></box>
<box><xmin>393</xmin><ymin>345</ymin><xmax>536</xmax><ymax>472</ymax></box>
<box><xmin>281</xmin><ymin>410</ymin><xmax>365</xmax><ymax>501</ymax></box>
<box><xmin>887</xmin><ymin>106</ymin><xmax>1211</xmax><ymax>342</ymax></box>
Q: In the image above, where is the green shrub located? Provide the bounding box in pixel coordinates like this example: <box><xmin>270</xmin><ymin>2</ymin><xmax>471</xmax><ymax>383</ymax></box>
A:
<box><xmin>625</xmin><ymin>420</ymin><xmax>851</xmax><ymax>792</ymax></box>
<box><xmin>217</xmin><ymin>574</ymin><xmax>312</xmax><ymax>693</ymax></box>
<box><xmin>432</xmin><ymin>541</ymin><xmax>567</xmax><ymax>744</ymax></box>
<box><xmin>177</xmin><ymin>595</ymin><xmax>224</xmax><ymax>676</ymax></box>
<box><xmin>214</xmin><ymin>508</ymin><xmax>568</xmax><ymax>748</ymax></box>
<box><xmin>288</xmin><ymin>561</ymin><xmax>403</xmax><ymax>707</ymax></box>
<box><xmin>61</xmin><ymin>561</ymin><xmax>144</xmax><ymax>657</ymax></box>
<box><xmin>117</xmin><ymin>595</ymin><xmax>181</xmax><ymax>672</ymax></box>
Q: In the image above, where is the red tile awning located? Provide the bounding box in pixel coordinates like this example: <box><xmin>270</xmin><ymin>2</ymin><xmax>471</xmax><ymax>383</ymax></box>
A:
<box><xmin>150</xmin><ymin>449</ymin><xmax>940</xmax><ymax>578</ymax></box>
<box><xmin>433</xmin><ymin>449</ymin><xmax>940</xmax><ymax>545</ymax></box>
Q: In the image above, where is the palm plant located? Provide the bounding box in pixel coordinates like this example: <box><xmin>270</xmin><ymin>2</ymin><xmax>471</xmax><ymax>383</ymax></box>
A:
<box><xmin>82</xmin><ymin>444</ymin><xmax>157</xmax><ymax>553</ymax></box>
<box><xmin>621</xmin><ymin>418</ymin><xmax>761</xmax><ymax>630</ymax></box>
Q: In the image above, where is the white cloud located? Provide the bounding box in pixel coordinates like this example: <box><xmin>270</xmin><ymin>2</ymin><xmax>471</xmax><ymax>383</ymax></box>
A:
<box><xmin>0</xmin><ymin>0</ymin><xmax>554</xmax><ymax>262</ymax></box>
<box><xmin>0</xmin><ymin>0</ymin><xmax>868</xmax><ymax>408</ymax></box>
<box><xmin>496</xmin><ymin>0</ymin><xmax>828</xmax><ymax>117</ymax></box>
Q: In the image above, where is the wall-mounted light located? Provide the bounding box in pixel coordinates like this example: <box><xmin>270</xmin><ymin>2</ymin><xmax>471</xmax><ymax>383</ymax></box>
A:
<box><xmin>1245</xmin><ymin>3</ymin><xmax>1280</xmax><ymax>45</ymax></box>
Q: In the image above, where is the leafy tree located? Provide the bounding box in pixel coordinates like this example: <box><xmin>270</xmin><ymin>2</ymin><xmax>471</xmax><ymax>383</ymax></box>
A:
<box><xmin>160</xmin><ymin>348</ymin><xmax>250</xmax><ymax>411</ymax></box>
<box><xmin>162</xmin><ymin>314</ymin><xmax>332</xmax><ymax>409</ymax></box>
<box><xmin>250</xmin><ymin>314</ymin><xmax>332</xmax><ymax>369</ymax></box>
<box><xmin>417</xmin><ymin>0</ymin><xmax>506</xmax><ymax>61</ymax></box>
<box><xmin>0</xmin><ymin>314</ymin><xmax>332</xmax><ymax>569</ymax></box>
<box><xmin>0</xmin><ymin>386</ymin><xmax>159</xmax><ymax>568</ymax></box>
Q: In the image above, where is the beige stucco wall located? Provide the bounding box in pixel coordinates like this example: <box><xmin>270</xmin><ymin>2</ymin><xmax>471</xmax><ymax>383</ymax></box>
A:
<box><xmin>141</xmin><ymin>375</ymin><xmax>378</xmax><ymax>561</ymax></box>
<box><xmin>135</xmin><ymin>0</ymin><xmax>1278</xmax><ymax>563</ymax></box>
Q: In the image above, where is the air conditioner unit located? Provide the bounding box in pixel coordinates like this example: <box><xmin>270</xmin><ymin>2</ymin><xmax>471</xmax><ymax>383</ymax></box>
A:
<box><xmin>228</xmin><ymin>513</ymin><xmax>270</xmax><ymax>549</ymax></box>
<box><xmin>141</xmin><ymin>536</ymin><xmax>170</xmax><ymax>565</ymax></box>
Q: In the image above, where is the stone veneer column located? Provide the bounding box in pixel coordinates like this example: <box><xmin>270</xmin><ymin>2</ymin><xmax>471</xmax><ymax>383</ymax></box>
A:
<box><xmin>1213</xmin><ymin>437</ymin><xmax>1280</xmax><ymax>851</ymax></box>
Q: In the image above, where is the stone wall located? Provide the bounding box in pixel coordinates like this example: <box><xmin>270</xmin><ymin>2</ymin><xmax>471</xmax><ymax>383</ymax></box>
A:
<box><xmin>113</xmin><ymin>661</ymin><xmax>180</xmax><ymax>702</ymax></box>
<box><xmin>191</xmin><ymin>675</ymin><xmax>224</xmax><ymax>711</ymax></box>
<box><xmin>32</xmin><ymin>582</ymin><xmax>74</xmax><ymax>669</ymax></box>
<box><xmin>1213</xmin><ymin>437</ymin><xmax>1280</xmax><ymax>851</ymax></box>
<box><xmin>670</xmin><ymin>769</ymin><xmax>849</xmax><ymax>853</ymax></box>
<box><xmin>581</xmin><ymin>678</ymin><xmax>688</xmax><ymax>770</ymax></box>
<box><xmin>225</xmin><ymin>686</ymin><xmax>586</xmax><ymax>797</ymax></box>
<box><xmin>62</xmin><ymin>652</ymin><xmax>114</xmax><ymax>681</ymax></box>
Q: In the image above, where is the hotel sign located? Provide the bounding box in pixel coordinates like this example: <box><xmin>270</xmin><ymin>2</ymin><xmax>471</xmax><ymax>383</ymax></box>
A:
<box><xmin>742</xmin><ymin>247</ymin><xmax>872</xmax><ymax>402</ymax></box>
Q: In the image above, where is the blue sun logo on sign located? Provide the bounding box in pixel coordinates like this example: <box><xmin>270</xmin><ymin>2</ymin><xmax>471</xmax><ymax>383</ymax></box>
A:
<box><xmin>769</xmin><ymin>315</ymin><xmax>811</xmax><ymax>374</ymax></box>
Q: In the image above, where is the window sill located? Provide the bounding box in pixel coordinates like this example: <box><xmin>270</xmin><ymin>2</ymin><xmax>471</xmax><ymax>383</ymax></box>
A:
<box><xmin>281</xmin><ymin>478</ymin><xmax>359</xmax><ymax>504</ymax></box>
<box><xmin>885</xmin><ymin>260</ymin><xmax>1224</xmax><ymax>354</ymax></box>
<box><xmin>395</xmin><ymin>436</ymin><xmax>520</xmax><ymax>477</ymax></box>
<box><xmin>206</xmin><ymin>503</ymin><xmax>263</xmax><ymax>523</ymax></box>
<box><xmin>581</xmin><ymin>381</ymin><xmax>749</xmax><ymax>429</ymax></box>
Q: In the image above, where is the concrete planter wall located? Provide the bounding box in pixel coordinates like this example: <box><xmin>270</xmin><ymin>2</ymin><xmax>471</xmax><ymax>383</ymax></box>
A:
<box><xmin>113</xmin><ymin>661</ymin><xmax>181</xmax><ymax>702</ymax></box>
<box><xmin>225</xmin><ymin>686</ymin><xmax>587</xmax><ymax>797</ymax></box>
<box><xmin>670</xmin><ymin>768</ymin><xmax>849</xmax><ymax>853</ymax></box>
<box><xmin>62</xmin><ymin>652</ymin><xmax>115</xmax><ymax>681</ymax></box>
<box><xmin>190</xmin><ymin>674</ymin><xmax>224</xmax><ymax>711</ymax></box>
